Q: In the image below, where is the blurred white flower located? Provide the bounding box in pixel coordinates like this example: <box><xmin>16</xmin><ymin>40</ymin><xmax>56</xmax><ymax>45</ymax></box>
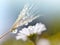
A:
<box><xmin>16</xmin><ymin>33</ymin><xmax>27</xmax><ymax>41</ymax></box>
<box><xmin>34</xmin><ymin>23</ymin><xmax>46</xmax><ymax>34</ymax></box>
<box><xmin>37</xmin><ymin>39</ymin><xmax>50</xmax><ymax>45</ymax></box>
<box><xmin>16</xmin><ymin>23</ymin><xmax>46</xmax><ymax>41</ymax></box>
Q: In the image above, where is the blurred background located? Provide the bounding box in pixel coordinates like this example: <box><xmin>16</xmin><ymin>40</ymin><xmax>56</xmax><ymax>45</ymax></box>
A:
<box><xmin>0</xmin><ymin>0</ymin><xmax>60</xmax><ymax>45</ymax></box>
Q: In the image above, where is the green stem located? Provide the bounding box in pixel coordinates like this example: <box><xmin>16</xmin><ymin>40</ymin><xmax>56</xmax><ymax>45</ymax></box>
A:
<box><xmin>33</xmin><ymin>41</ymin><xmax>36</xmax><ymax>45</ymax></box>
<box><xmin>28</xmin><ymin>34</ymin><xmax>40</xmax><ymax>45</ymax></box>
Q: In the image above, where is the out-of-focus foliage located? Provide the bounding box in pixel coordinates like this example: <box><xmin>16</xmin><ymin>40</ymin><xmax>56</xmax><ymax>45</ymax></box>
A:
<box><xmin>49</xmin><ymin>32</ymin><xmax>60</xmax><ymax>45</ymax></box>
<box><xmin>2</xmin><ymin>38</ymin><xmax>34</xmax><ymax>45</ymax></box>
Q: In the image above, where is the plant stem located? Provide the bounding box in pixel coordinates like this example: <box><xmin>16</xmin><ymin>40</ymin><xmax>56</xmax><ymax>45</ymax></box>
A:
<box><xmin>33</xmin><ymin>41</ymin><xmax>36</xmax><ymax>45</ymax></box>
<box><xmin>0</xmin><ymin>31</ymin><xmax>10</xmax><ymax>39</ymax></box>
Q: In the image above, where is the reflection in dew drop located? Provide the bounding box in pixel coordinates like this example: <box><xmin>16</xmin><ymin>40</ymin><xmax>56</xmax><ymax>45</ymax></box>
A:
<box><xmin>37</xmin><ymin>39</ymin><xmax>51</xmax><ymax>45</ymax></box>
<box><xmin>12</xmin><ymin>29</ymin><xmax>18</xmax><ymax>34</ymax></box>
